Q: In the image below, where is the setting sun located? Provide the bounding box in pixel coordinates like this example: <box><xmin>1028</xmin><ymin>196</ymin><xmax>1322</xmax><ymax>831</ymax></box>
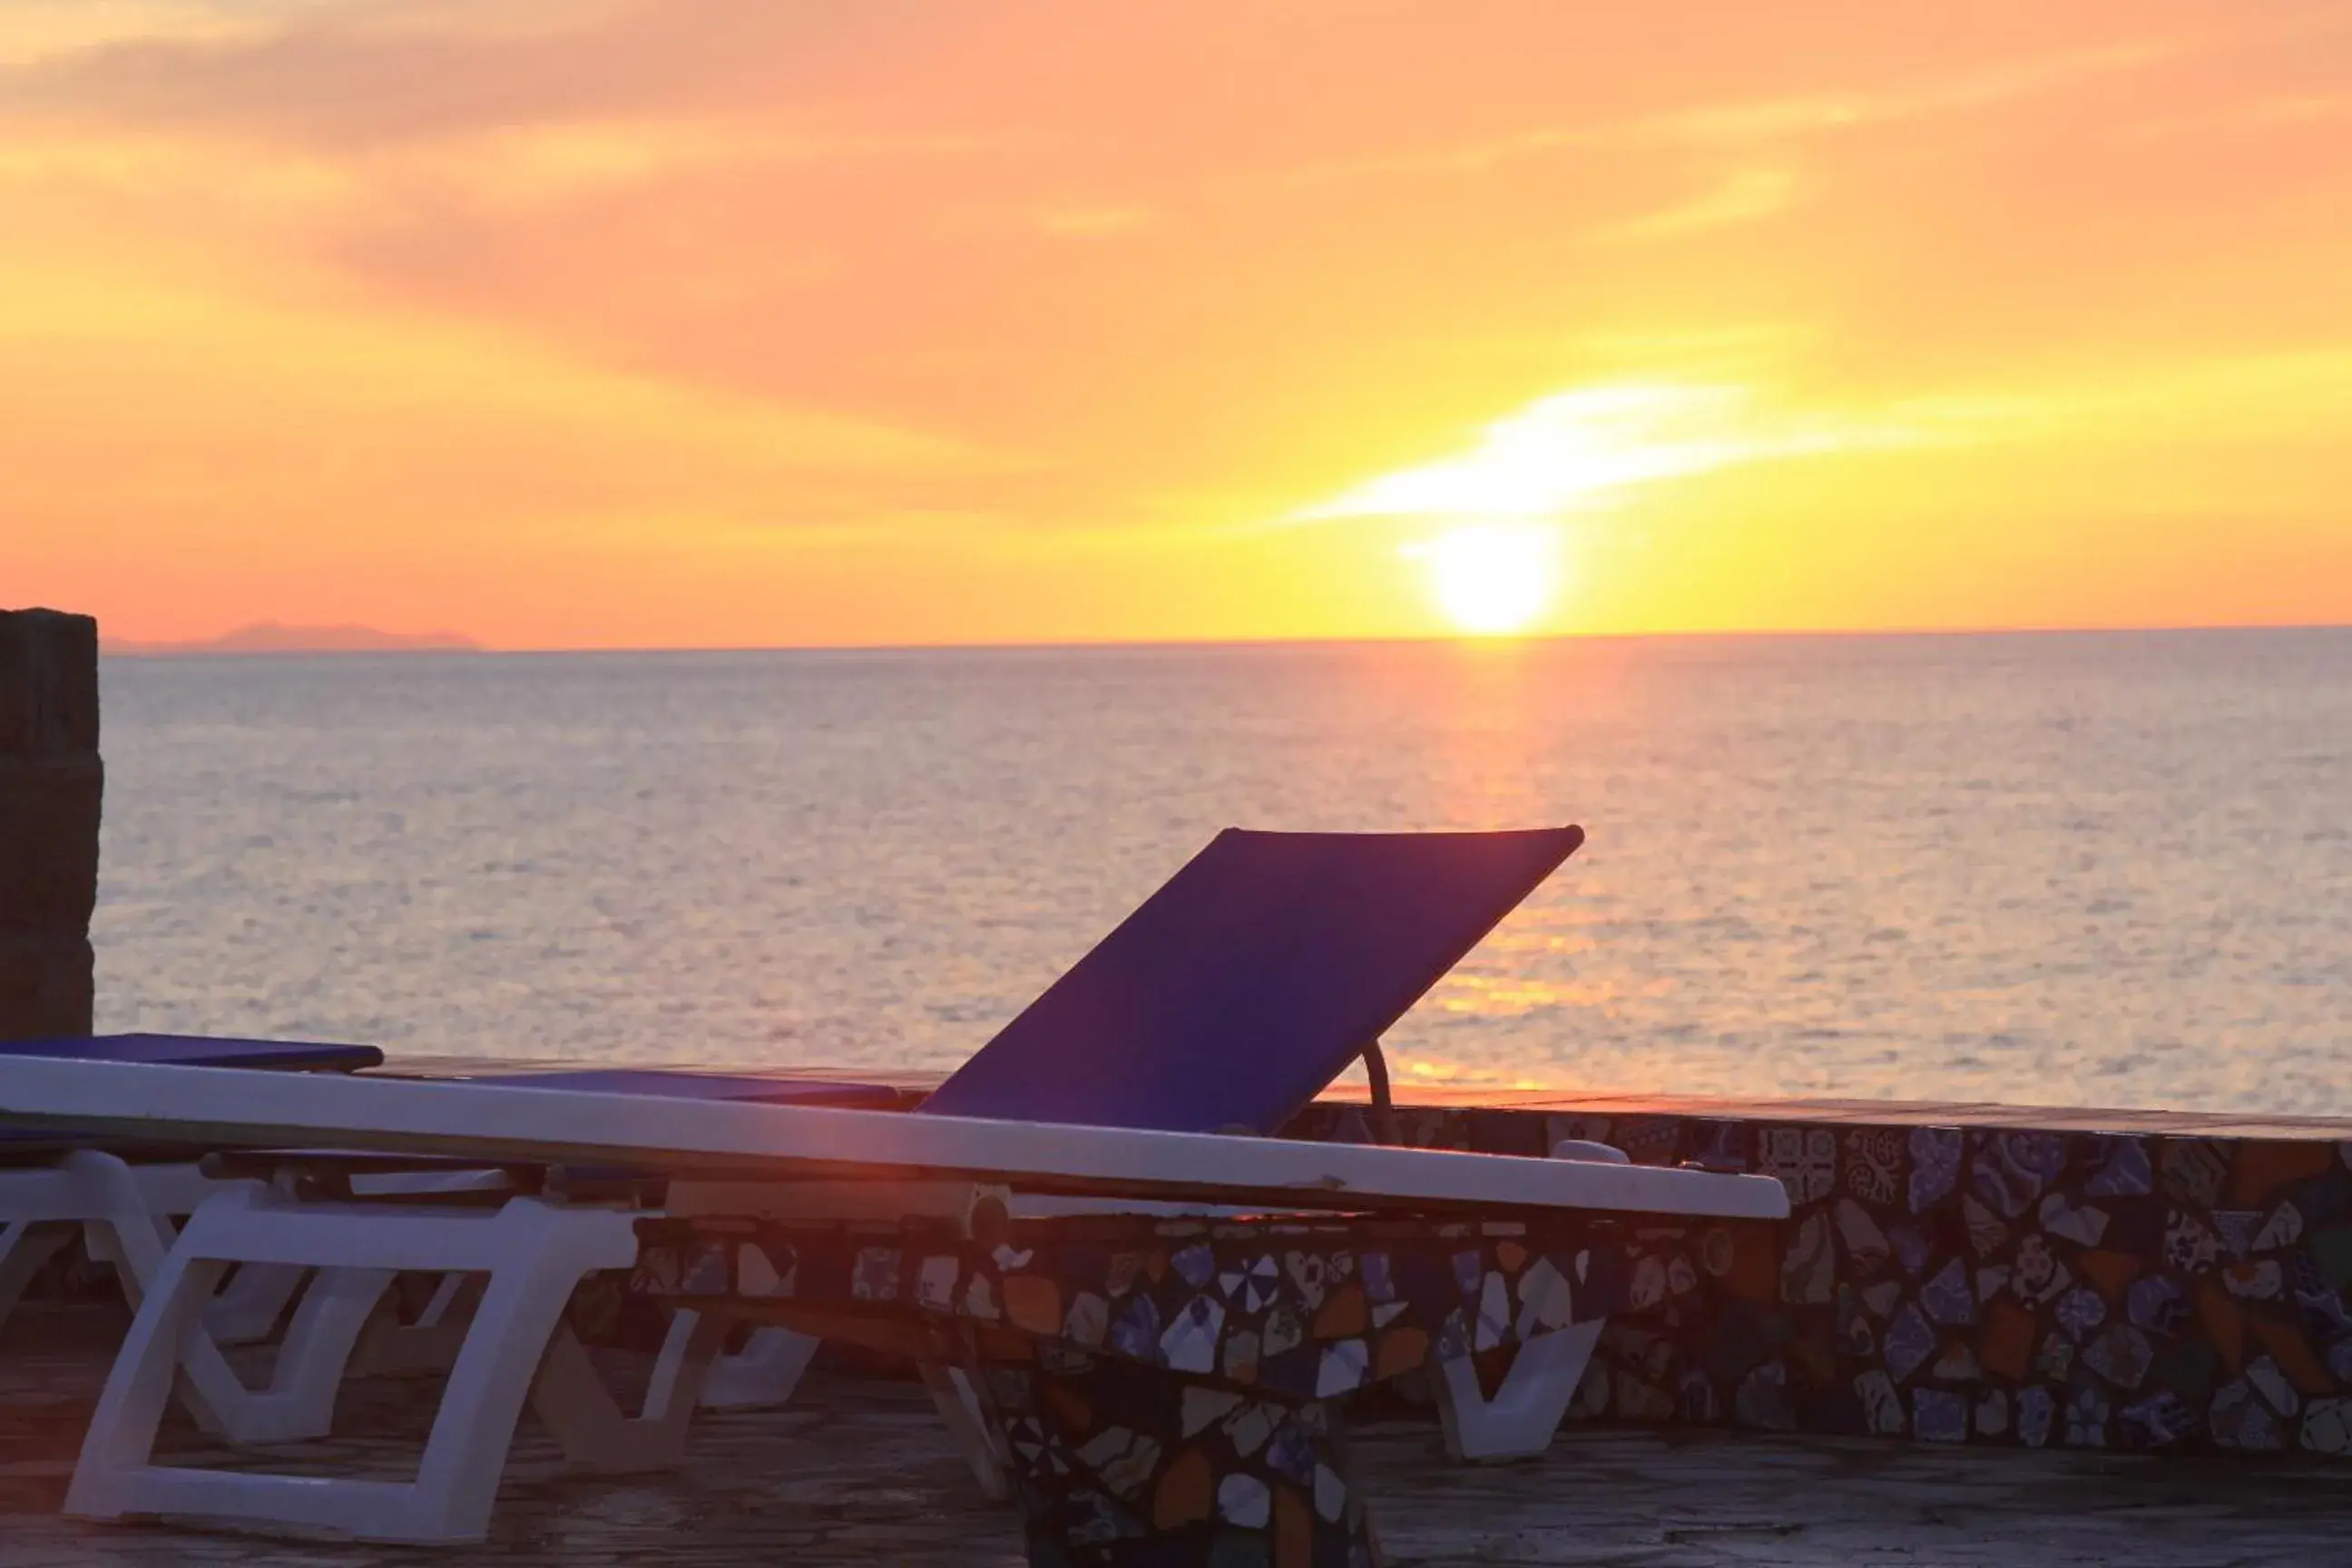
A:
<box><xmin>1416</xmin><ymin>523</ymin><xmax>1563</xmax><ymax>636</ymax></box>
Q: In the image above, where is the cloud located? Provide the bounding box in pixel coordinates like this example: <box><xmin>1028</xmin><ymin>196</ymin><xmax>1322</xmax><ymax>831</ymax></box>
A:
<box><xmin>1270</xmin><ymin>34</ymin><xmax>2188</xmax><ymax>185</ymax></box>
<box><xmin>2130</xmin><ymin>92</ymin><xmax>2352</xmax><ymax>139</ymax></box>
<box><xmin>378</xmin><ymin>118</ymin><xmax>987</xmax><ymax>211</ymax></box>
<box><xmin>1639</xmin><ymin>38</ymin><xmax>2182</xmax><ymax>146</ymax></box>
<box><xmin>1287</xmin><ymin>384</ymin><xmax>1860</xmax><ymax>525</ymax></box>
<box><xmin>0</xmin><ymin>0</ymin><xmax>264</xmax><ymax>67</ymax></box>
<box><xmin>0</xmin><ymin>0</ymin><xmax>962</xmax><ymax>147</ymax></box>
<box><xmin>1882</xmin><ymin>346</ymin><xmax>2352</xmax><ymax>446</ymax></box>
<box><xmin>1597</xmin><ymin>169</ymin><xmax>1796</xmax><ymax>243</ymax></box>
<box><xmin>1281</xmin><ymin>344</ymin><xmax>2352</xmax><ymax>535</ymax></box>
<box><xmin>0</xmin><ymin>234</ymin><xmax>1017</xmax><ymax>555</ymax></box>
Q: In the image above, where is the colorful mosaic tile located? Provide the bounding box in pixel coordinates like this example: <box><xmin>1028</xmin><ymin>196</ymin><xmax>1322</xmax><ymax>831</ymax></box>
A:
<box><xmin>1289</xmin><ymin>1103</ymin><xmax>2352</xmax><ymax>1461</ymax></box>
<box><xmin>633</xmin><ymin>1210</ymin><xmax>1709</xmax><ymax>1565</ymax></box>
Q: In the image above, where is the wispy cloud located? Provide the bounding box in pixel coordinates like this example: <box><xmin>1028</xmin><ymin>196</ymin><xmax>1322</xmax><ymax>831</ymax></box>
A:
<box><xmin>0</xmin><ymin>1</ymin><xmax>953</xmax><ymax>148</ymax></box>
<box><xmin>0</xmin><ymin>0</ymin><xmax>264</xmax><ymax>67</ymax></box>
<box><xmin>1597</xmin><ymin>169</ymin><xmax>1797</xmax><ymax>243</ymax></box>
<box><xmin>387</xmin><ymin>119</ymin><xmax>987</xmax><ymax>209</ymax></box>
<box><xmin>1881</xmin><ymin>345</ymin><xmax>2352</xmax><ymax>445</ymax></box>
<box><xmin>1286</xmin><ymin>384</ymin><xmax>1869</xmax><ymax>526</ymax></box>
<box><xmin>2130</xmin><ymin>92</ymin><xmax>2352</xmax><ymax>139</ymax></box>
<box><xmin>1288</xmin><ymin>342</ymin><xmax>2352</xmax><ymax>536</ymax></box>
<box><xmin>1275</xmin><ymin>36</ymin><xmax>2186</xmax><ymax>184</ymax></box>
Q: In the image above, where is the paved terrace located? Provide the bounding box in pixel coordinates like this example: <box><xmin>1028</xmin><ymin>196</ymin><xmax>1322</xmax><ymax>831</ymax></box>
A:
<box><xmin>3</xmin><ymin>1298</ymin><xmax>2347</xmax><ymax>1568</ymax></box>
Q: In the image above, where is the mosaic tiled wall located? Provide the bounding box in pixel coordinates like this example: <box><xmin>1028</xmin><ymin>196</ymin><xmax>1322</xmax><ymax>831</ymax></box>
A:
<box><xmin>1290</xmin><ymin>1104</ymin><xmax>2352</xmax><ymax>1459</ymax></box>
<box><xmin>634</xmin><ymin>1210</ymin><xmax>1700</xmax><ymax>1566</ymax></box>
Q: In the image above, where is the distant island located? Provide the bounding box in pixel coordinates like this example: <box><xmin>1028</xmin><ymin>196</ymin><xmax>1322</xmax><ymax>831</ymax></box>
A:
<box><xmin>107</xmin><ymin>622</ymin><xmax>485</xmax><ymax>656</ymax></box>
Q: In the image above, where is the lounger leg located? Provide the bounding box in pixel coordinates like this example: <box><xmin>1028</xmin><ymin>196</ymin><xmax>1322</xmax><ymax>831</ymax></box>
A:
<box><xmin>206</xmin><ymin>1265</ymin><xmax>400</xmax><ymax>1442</ymax></box>
<box><xmin>66</xmin><ymin>1151</ymin><xmax>199</xmax><ymax>1314</ymax></box>
<box><xmin>352</xmin><ymin>1271</ymin><xmax>482</xmax><ymax>1376</ymax></box>
<box><xmin>533</xmin><ymin>1303</ymin><xmax>727</xmax><ymax>1475</ymax></box>
<box><xmin>643</xmin><ymin>1308</ymin><xmax>732</xmax><ymax>1421</ymax></box>
<box><xmin>96</xmin><ymin>1177</ymin><xmax>398</xmax><ymax>1445</ymax></box>
<box><xmin>1433</xmin><ymin>1318</ymin><xmax>1604</xmax><ymax>1463</ymax></box>
<box><xmin>689</xmin><ymin>1319</ymin><xmax>821</xmax><ymax>1411</ymax></box>
<box><xmin>920</xmin><ymin>1361</ymin><xmax>1011</xmax><ymax>1500</ymax></box>
<box><xmin>67</xmin><ymin>1191</ymin><xmax>641</xmax><ymax>1544</ymax></box>
<box><xmin>27</xmin><ymin>1152</ymin><xmax>285</xmax><ymax>1346</ymax></box>
<box><xmin>66</xmin><ymin>1238</ymin><xmax>236</xmax><ymax>1522</ymax></box>
<box><xmin>55</xmin><ymin>1155</ymin><xmax>342</xmax><ymax>1442</ymax></box>
<box><xmin>0</xmin><ymin>1220</ymin><xmax>75</xmax><ymax>1336</ymax></box>
<box><xmin>203</xmin><ymin>1262</ymin><xmax>309</xmax><ymax>1345</ymax></box>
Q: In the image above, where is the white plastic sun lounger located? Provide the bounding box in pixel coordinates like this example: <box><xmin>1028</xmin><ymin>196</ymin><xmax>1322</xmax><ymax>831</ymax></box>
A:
<box><xmin>30</xmin><ymin>827</ymin><xmax>1608</xmax><ymax>1486</ymax></box>
<box><xmin>0</xmin><ymin>1146</ymin><xmax>555</xmax><ymax>1443</ymax></box>
<box><xmin>0</xmin><ymin>1152</ymin><xmax>304</xmax><ymax>1343</ymax></box>
<box><xmin>0</xmin><ymin>1051</ymin><xmax>894</xmax><ymax>1445</ymax></box>
<box><xmin>0</xmin><ymin>1034</ymin><xmax>401</xmax><ymax>1430</ymax></box>
<box><xmin>0</xmin><ymin>1059</ymin><xmax>1787</xmax><ymax>1546</ymax></box>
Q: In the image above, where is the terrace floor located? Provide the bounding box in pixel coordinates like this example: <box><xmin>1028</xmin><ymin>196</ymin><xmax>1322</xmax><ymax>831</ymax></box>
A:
<box><xmin>4</xmin><ymin>1301</ymin><xmax>2347</xmax><ymax>1568</ymax></box>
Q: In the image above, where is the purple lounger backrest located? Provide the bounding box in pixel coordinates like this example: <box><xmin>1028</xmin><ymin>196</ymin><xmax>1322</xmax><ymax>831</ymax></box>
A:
<box><xmin>918</xmin><ymin>826</ymin><xmax>1584</xmax><ymax>1135</ymax></box>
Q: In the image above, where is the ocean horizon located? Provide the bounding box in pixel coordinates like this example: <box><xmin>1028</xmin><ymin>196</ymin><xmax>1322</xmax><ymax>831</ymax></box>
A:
<box><xmin>101</xmin><ymin>621</ymin><xmax>2352</xmax><ymax>660</ymax></box>
<box><xmin>92</xmin><ymin>625</ymin><xmax>2352</xmax><ymax>1115</ymax></box>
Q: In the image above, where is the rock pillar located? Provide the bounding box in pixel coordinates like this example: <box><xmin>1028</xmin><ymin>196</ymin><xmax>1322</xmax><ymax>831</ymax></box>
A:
<box><xmin>0</xmin><ymin>608</ymin><xmax>101</xmax><ymax>1039</ymax></box>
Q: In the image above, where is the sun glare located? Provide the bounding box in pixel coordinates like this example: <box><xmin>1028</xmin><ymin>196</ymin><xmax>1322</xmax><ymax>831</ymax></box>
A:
<box><xmin>1417</xmin><ymin>522</ymin><xmax>1561</xmax><ymax>636</ymax></box>
<box><xmin>1298</xmin><ymin>384</ymin><xmax>1756</xmax><ymax>526</ymax></box>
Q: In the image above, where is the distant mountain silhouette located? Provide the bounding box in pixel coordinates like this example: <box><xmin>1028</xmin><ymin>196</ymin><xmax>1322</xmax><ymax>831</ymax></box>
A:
<box><xmin>108</xmin><ymin>622</ymin><xmax>485</xmax><ymax>655</ymax></box>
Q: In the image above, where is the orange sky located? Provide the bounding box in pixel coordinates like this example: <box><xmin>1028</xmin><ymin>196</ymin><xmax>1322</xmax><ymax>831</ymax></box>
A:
<box><xmin>5</xmin><ymin>0</ymin><xmax>2350</xmax><ymax>648</ymax></box>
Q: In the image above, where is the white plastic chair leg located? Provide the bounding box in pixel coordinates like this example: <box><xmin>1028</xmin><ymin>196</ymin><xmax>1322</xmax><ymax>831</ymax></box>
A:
<box><xmin>921</xmin><ymin>1362</ymin><xmax>1011</xmax><ymax>1499</ymax></box>
<box><xmin>682</xmin><ymin>1318</ymin><xmax>820</xmax><ymax>1410</ymax></box>
<box><xmin>66</xmin><ymin>1190</ymin><xmax>644</xmax><ymax>1544</ymax></box>
<box><xmin>66</xmin><ymin>1152</ymin><xmax>211</xmax><ymax>1315</ymax></box>
<box><xmin>66</xmin><ymin>1231</ymin><xmax>240</xmax><ymax>1519</ymax></box>
<box><xmin>1434</xmin><ymin>1318</ymin><xmax>1604</xmax><ymax>1462</ymax></box>
<box><xmin>2</xmin><ymin>1152</ymin><xmax>284</xmax><ymax>1345</ymax></box>
<box><xmin>351</xmin><ymin>1271</ymin><xmax>481</xmax><ymax>1376</ymax></box>
<box><xmin>113</xmin><ymin>1242</ymin><xmax>390</xmax><ymax>1443</ymax></box>
<box><xmin>202</xmin><ymin>1262</ymin><xmax>309</xmax><ymax>1345</ymax></box>
<box><xmin>52</xmin><ymin>1157</ymin><xmax>306</xmax><ymax>1439</ymax></box>
<box><xmin>214</xmin><ymin>1265</ymin><xmax>399</xmax><ymax>1441</ymax></box>
<box><xmin>533</xmin><ymin>1304</ymin><xmax>727</xmax><ymax>1474</ymax></box>
<box><xmin>0</xmin><ymin>1219</ymin><xmax>75</xmax><ymax>1334</ymax></box>
<box><xmin>1433</xmin><ymin>1135</ymin><xmax>1628</xmax><ymax>1463</ymax></box>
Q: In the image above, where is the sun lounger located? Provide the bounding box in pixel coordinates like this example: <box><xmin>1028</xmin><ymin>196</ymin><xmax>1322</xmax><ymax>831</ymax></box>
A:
<box><xmin>0</xmin><ymin>1034</ymin><xmax>387</xmax><ymax>1350</ymax></box>
<box><xmin>667</xmin><ymin>826</ymin><xmax>1594</xmax><ymax>1440</ymax></box>
<box><xmin>0</xmin><ymin>1060</ymin><xmax>1788</xmax><ymax>1555</ymax></box>
<box><xmin>78</xmin><ymin>828</ymin><xmax>1592</xmax><ymax>1437</ymax></box>
<box><xmin>495</xmin><ymin>828</ymin><xmax>1606</xmax><ymax>1458</ymax></box>
<box><xmin>12</xmin><ymin>827</ymin><xmax>1628</xmax><ymax>1541</ymax></box>
<box><xmin>0</xmin><ymin>1036</ymin><xmax>906</xmax><ymax>1435</ymax></box>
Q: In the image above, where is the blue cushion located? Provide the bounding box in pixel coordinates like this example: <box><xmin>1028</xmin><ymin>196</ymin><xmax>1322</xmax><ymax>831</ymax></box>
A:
<box><xmin>466</xmin><ymin>1069</ymin><xmax>907</xmax><ymax>1110</ymax></box>
<box><xmin>920</xmin><ymin>826</ymin><xmax>1582</xmax><ymax>1133</ymax></box>
<box><xmin>0</xmin><ymin>1033</ymin><xmax>384</xmax><ymax>1073</ymax></box>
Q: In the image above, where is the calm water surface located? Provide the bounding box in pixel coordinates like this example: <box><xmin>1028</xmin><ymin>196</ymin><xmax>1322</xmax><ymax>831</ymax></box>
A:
<box><xmin>93</xmin><ymin>631</ymin><xmax>2352</xmax><ymax>1113</ymax></box>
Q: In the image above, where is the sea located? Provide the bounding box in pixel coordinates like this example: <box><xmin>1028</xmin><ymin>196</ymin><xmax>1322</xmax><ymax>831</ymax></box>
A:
<box><xmin>90</xmin><ymin>629</ymin><xmax>2352</xmax><ymax>1116</ymax></box>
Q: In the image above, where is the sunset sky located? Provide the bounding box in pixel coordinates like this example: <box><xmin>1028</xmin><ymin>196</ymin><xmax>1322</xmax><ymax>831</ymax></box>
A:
<box><xmin>6</xmin><ymin>0</ymin><xmax>2351</xmax><ymax>648</ymax></box>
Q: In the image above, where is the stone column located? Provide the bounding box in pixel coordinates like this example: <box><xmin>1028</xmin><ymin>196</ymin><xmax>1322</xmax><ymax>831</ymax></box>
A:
<box><xmin>0</xmin><ymin>608</ymin><xmax>101</xmax><ymax>1039</ymax></box>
